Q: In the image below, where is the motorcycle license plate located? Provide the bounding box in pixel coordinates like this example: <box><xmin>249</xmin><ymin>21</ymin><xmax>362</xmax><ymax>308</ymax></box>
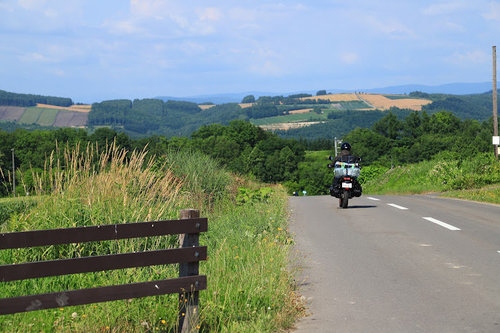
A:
<box><xmin>342</xmin><ymin>182</ymin><xmax>352</xmax><ymax>189</ymax></box>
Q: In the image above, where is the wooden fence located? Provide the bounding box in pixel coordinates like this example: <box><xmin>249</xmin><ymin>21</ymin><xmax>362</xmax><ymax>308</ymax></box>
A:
<box><xmin>0</xmin><ymin>209</ymin><xmax>207</xmax><ymax>333</ymax></box>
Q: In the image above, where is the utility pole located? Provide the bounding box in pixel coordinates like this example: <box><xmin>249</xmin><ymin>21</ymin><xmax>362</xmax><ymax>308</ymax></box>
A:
<box><xmin>334</xmin><ymin>137</ymin><xmax>338</xmax><ymax>156</ymax></box>
<box><xmin>11</xmin><ymin>148</ymin><xmax>15</xmax><ymax>197</ymax></box>
<box><xmin>493</xmin><ymin>46</ymin><xmax>499</xmax><ymax>159</ymax></box>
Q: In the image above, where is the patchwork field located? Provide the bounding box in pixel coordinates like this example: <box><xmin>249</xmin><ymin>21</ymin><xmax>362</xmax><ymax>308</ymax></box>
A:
<box><xmin>289</xmin><ymin>108</ymin><xmax>313</xmax><ymax>114</ymax></box>
<box><xmin>0</xmin><ymin>106</ymin><xmax>26</xmax><ymax>121</ymax></box>
<box><xmin>238</xmin><ymin>103</ymin><xmax>254</xmax><ymax>108</ymax></box>
<box><xmin>258</xmin><ymin>121</ymin><xmax>324</xmax><ymax>130</ymax></box>
<box><xmin>0</xmin><ymin>105</ymin><xmax>90</xmax><ymax>127</ymax></box>
<box><xmin>357</xmin><ymin>93</ymin><xmax>432</xmax><ymax>111</ymax></box>
<box><xmin>302</xmin><ymin>93</ymin><xmax>359</xmax><ymax>102</ymax></box>
<box><xmin>36</xmin><ymin>103</ymin><xmax>92</xmax><ymax>112</ymax></box>
<box><xmin>53</xmin><ymin>111</ymin><xmax>89</xmax><ymax>127</ymax></box>
<box><xmin>199</xmin><ymin>104</ymin><xmax>216</xmax><ymax>110</ymax></box>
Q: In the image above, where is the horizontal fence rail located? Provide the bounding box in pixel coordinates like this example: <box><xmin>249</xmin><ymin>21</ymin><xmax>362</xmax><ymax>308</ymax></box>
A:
<box><xmin>0</xmin><ymin>276</ymin><xmax>207</xmax><ymax>315</ymax></box>
<box><xmin>0</xmin><ymin>210</ymin><xmax>207</xmax><ymax>332</ymax></box>
<box><xmin>0</xmin><ymin>246</ymin><xmax>207</xmax><ymax>282</ymax></box>
<box><xmin>0</xmin><ymin>217</ymin><xmax>208</xmax><ymax>249</ymax></box>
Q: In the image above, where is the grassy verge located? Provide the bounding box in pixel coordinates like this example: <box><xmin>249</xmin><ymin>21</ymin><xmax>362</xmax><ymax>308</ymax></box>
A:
<box><xmin>0</xmin><ymin>144</ymin><xmax>302</xmax><ymax>332</ymax></box>
<box><xmin>362</xmin><ymin>153</ymin><xmax>500</xmax><ymax>204</ymax></box>
<box><xmin>441</xmin><ymin>186</ymin><xmax>500</xmax><ymax>205</ymax></box>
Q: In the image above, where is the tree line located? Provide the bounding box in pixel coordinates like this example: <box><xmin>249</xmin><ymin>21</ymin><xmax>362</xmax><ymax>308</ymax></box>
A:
<box><xmin>0</xmin><ymin>90</ymin><xmax>73</xmax><ymax>107</ymax></box>
<box><xmin>0</xmin><ymin>121</ymin><xmax>305</xmax><ymax>197</ymax></box>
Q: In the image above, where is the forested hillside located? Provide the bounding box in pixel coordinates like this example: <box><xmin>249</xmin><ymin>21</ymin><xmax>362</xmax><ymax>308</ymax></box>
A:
<box><xmin>1</xmin><ymin>89</ymin><xmax>498</xmax><ymax>142</ymax></box>
<box><xmin>414</xmin><ymin>91</ymin><xmax>498</xmax><ymax>120</ymax></box>
<box><xmin>0</xmin><ymin>90</ymin><xmax>73</xmax><ymax>107</ymax></box>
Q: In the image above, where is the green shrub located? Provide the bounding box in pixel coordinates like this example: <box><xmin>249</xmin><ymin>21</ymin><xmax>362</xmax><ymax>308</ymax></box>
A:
<box><xmin>236</xmin><ymin>187</ymin><xmax>273</xmax><ymax>205</ymax></box>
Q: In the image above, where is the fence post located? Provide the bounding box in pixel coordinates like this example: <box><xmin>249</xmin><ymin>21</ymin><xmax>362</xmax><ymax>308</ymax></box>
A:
<box><xmin>178</xmin><ymin>209</ymin><xmax>200</xmax><ymax>333</ymax></box>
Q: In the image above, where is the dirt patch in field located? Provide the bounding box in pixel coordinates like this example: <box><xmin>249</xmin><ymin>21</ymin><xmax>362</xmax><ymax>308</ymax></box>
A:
<box><xmin>259</xmin><ymin>121</ymin><xmax>324</xmax><ymax>131</ymax></box>
<box><xmin>357</xmin><ymin>94</ymin><xmax>432</xmax><ymax>111</ymax></box>
<box><xmin>301</xmin><ymin>93</ymin><xmax>359</xmax><ymax>102</ymax></box>
<box><xmin>199</xmin><ymin>104</ymin><xmax>216</xmax><ymax>110</ymax></box>
<box><xmin>36</xmin><ymin>103</ymin><xmax>92</xmax><ymax>112</ymax></box>
<box><xmin>238</xmin><ymin>103</ymin><xmax>254</xmax><ymax>108</ymax></box>
<box><xmin>53</xmin><ymin>111</ymin><xmax>88</xmax><ymax>127</ymax></box>
<box><xmin>0</xmin><ymin>106</ymin><xmax>26</xmax><ymax>121</ymax></box>
<box><xmin>289</xmin><ymin>108</ymin><xmax>313</xmax><ymax>114</ymax></box>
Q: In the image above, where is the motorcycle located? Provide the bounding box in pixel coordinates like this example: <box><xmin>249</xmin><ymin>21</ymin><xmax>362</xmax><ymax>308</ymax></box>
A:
<box><xmin>328</xmin><ymin>156</ymin><xmax>362</xmax><ymax>208</ymax></box>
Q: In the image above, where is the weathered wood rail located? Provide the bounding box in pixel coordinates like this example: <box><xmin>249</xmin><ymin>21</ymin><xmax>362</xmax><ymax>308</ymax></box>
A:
<box><xmin>0</xmin><ymin>209</ymin><xmax>207</xmax><ymax>333</ymax></box>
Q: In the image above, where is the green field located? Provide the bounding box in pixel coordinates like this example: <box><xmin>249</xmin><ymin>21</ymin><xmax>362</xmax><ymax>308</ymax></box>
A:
<box><xmin>18</xmin><ymin>107</ymin><xmax>43</xmax><ymax>124</ymax></box>
<box><xmin>18</xmin><ymin>107</ymin><xmax>58</xmax><ymax>126</ymax></box>
<box><xmin>339</xmin><ymin>100</ymin><xmax>371</xmax><ymax>109</ymax></box>
<box><xmin>251</xmin><ymin>112</ymin><xmax>326</xmax><ymax>125</ymax></box>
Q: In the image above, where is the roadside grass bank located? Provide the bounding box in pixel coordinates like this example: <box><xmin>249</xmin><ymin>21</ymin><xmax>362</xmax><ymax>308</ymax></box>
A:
<box><xmin>362</xmin><ymin>152</ymin><xmax>500</xmax><ymax>203</ymax></box>
<box><xmin>441</xmin><ymin>186</ymin><xmax>500</xmax><ymax>205</ymax></box>
<box><xmin>0</xmin><ymin>144</ymin><xmax>302</xmax><ymax>332</ymax></box>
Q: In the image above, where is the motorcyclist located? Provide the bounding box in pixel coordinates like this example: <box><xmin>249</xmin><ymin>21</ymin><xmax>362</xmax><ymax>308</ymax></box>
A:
<box><xmin>328</xmin><ymin>142</ymin><xmax>362</xmax><ymax>197</ymax></box>
<box><xmin>334</xmin><ymin>142</ymin><xmax>359</xmax><ymax>163</ymax></box>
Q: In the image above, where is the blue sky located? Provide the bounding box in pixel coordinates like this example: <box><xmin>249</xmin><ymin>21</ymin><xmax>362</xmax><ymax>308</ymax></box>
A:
<box><xmin>1</xmin><ymin>0</ymin><xmax>499</xmax><ymax>103</ymax></box>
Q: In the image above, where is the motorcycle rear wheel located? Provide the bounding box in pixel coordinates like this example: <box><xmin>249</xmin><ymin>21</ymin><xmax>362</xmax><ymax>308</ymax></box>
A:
<box><xmin>340</xmin><ymin>190</ymin><xmax>349</xmax><ymax>208</ymax></box>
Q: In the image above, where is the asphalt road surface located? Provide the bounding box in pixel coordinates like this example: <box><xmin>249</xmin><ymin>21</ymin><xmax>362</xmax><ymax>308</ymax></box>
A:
<box><xmin>289</xmin><ymin>195</ymin><xmax>500</xmax><ymax>333</ymax></box>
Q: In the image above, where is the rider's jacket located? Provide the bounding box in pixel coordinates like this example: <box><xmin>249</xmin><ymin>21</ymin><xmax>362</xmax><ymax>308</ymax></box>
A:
<box><xmin>334</xmin><ymin>150</ymin><xmax>360</xmax><ymax>163</ymax></box>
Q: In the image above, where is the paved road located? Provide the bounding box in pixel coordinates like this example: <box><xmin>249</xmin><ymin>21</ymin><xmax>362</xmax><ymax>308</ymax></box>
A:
<box><xmin>289</xmin><ymin>195</ymin><xmax>500</xmax><ymax>333</ymax></box>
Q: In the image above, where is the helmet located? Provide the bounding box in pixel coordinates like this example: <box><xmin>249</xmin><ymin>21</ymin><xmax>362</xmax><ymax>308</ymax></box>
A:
<box><xmin>341</xmin><ymin>142</ymin><xmax>351</xmax><ymax>151</ymax></box>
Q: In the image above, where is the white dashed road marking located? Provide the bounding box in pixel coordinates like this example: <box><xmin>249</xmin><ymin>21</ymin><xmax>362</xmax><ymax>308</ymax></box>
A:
<box><xmin>387</xmin><ymin>203</ymin><xmax>408</xmax><ymax>210</ymax></box>
<box><xmin>367</xmin><ymin>197</ymin><xmax>380</xmax><ymax>201</ymax></box>
<box><xmin>422</xmin><ymin>217</ymin><xmax>461</xmax><ymax>231</ymax></box>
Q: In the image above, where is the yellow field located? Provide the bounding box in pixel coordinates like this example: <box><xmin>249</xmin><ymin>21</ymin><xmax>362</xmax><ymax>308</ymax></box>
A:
<box><xmin>289</xmin><ymin>108</ymin><xmax>313</xmax><ymax>114</ymax></box>
<box><xmin>301</xmin><ymin>93</ymin><xmax>359</xmax><ymax>102</ymax></box>
<box><xmin>36</xmin><ymin>103</ymin><xmax>92</xmax><ymax>112</ymax></box>
<box><xmin>238</xmin><ymin>103</ymin><xmax>254</xmax><ymax>108</ymax></box>
<box><xmin>357</xmin><ymin>94</ymin><xmax>432</xmax><ymax>111</ymax></box>
<box><xmin>199</xmin><ymin>104</ymin><xmax>216</xmax><ymax>110</ymax></box>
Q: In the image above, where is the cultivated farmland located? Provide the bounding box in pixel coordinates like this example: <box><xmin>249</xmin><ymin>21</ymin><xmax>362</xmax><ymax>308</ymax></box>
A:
<box><xmin>53</xmin><ymin>111</ymin><xmax>89</xmax><ymax>127</ymax></box>
<box><xmin>357</xmin><ymin>93</ymin><xmax>432</xmax><ymax>110</ymax></box>
<box><xmin>36</xmin><ymin>103</ymin><xmax>92</xmax><ymax>112</ymax></box>
<box><xmin>302</xmin><ymin>93</ymin><xmax>359</xmax><ymax>102</ymax></box>
<box><xmin>18</xmin><ymin>107</ymin><xmax>44</xmax><ymax>124</ymax></box>
<box><xmin>0</xmin><ymin>106</ymin><xmax>26</xmax><ymax>121</ymax></box>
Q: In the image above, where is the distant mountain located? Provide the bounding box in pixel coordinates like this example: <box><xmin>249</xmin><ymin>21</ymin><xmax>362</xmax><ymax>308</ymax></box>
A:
<box><xmin>155</xmin><ymin>92</ymin><xmax>274</xmax><ymax>104</ymax></box>
<box><xmin>155</xmin><ymin>82</ymin><xmax>493</xmax><ymax>104</ymax></box>
<box><xmin>343</xmin><ymin>82</ymin><xmax>493</xmax><ymax>95</ymax></box>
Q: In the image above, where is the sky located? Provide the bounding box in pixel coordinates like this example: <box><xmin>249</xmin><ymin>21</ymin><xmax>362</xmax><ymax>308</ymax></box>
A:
<box><xmin>1</xmin><ymin>0</ymin><xmax>500</xmax><ymax>103</ymax></box>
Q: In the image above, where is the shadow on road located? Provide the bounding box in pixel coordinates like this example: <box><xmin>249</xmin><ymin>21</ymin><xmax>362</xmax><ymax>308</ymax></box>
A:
<box><xmin>339</xmin><ymin>205</ymin><xmax>377</xmax><ymax>209</ymax></box>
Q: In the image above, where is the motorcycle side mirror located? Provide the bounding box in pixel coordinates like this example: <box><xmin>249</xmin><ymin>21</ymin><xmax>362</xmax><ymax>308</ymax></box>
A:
<box><xmin>329</xmin><ymin>156</ymin><xmax>334</xmax><ymax>161</ymax></box>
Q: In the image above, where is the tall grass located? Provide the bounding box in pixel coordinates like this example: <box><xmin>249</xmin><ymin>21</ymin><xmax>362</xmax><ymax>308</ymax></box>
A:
<box><xmin>0</xmin><ymin>143</ymin><xmax>302</xmax><ymax>332</ymax></box>
<box><xmin>364</xmin><ymin>152</ymin><xmax>500</xmax><ymax>195</ymax></box>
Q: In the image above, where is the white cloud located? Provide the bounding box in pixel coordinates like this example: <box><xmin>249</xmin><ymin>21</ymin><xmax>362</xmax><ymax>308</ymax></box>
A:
<box><xmin>198</xmin><ymin>7</ymin><xmax>222</xmax><ymax>21</ymax></box>
<box><xmin>340</xmin><ymin>52</ymin><xmax>359</xmax><ymax>65</ymax></box>
<box><xmin>484</xmin><ymin>1</ymin><xmax>500</xmax><ymax>20</ymax></box>
<box><xmin>447</xmin><ymin>50</ymin><xmax>489</xmax><ymax>65</ymax></box>
<box><xmin>372</xmin><ymin>19</ymin><xmax>414</xmax><ymax>39</ymax></box>
<box><xmin>248</xmin><ymin>60</ymin><xmax>284</xmax><ymax>76</ymax></box>
<box><xmin>423</xmin><ymin>1</ymin><xmax>469</xmax><ymax>15</ymax></box>
<box><xmin>18</xmin><ymin>0</ymin><xmax>46</xmax><ymax>10</ymax></box>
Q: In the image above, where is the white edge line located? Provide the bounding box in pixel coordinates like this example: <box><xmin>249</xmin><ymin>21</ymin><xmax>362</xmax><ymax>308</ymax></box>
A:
<box><xmin>387</xmin><ymin>203</ymin><xmax>408</xmax><ymax>210</ymax></box>
<box><xmin>367</xmin><ymin>197</ymin><xmax>380</xmax><ymax>201</ymax></box>
<box><xmin>423</xmin><ymin>217</ymin><xmax>461</xmax><ymax>231</ymax></box>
